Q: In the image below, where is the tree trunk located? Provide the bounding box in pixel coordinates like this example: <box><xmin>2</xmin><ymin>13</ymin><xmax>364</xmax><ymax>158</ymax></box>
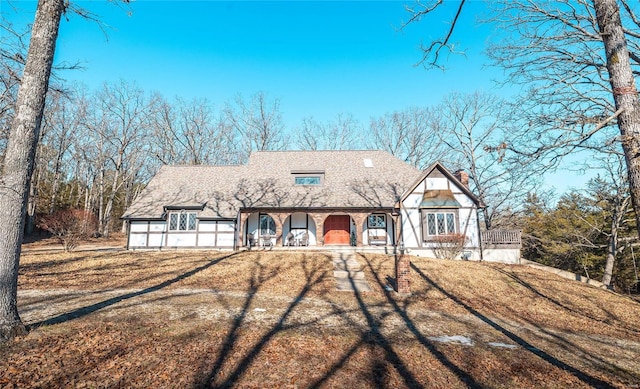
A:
<box><xmin>49</xmin><ymin>151</ymin><xmax>64</xmax><ymax>214</ymax></box>
<box><xmin>0</xmin><ymin>0</ymin><xmax>64</xmax><ymax>342</ymax></box>
<box><xmin>102</xmin><ymin>153</ymin><xmax>123</xmax><ymax>238</ymax></box>
<box><xmin>25</xmin><ymin>169</ymin><xmax>38</xmax><ymax>236</ymax></box>
<box><xmin>98</xmin><ymin>166</ymin><xmax>106</xmax><ymax>236</ymax></box>
<box><xmin>594</xmin><ymin>0</ymin><xmax>640</xmax><ymax>243</ymax></box>
<box><xmin>602</xmin><ymin>221</ymin><xmax>617</xmax><ymax>288</ymax></box>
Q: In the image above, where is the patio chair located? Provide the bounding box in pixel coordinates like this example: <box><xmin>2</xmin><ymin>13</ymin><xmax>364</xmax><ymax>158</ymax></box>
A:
<box><xmin>286</xmin><ymin>232</ymin><xmax>295</xmax><ymax>246</ymax></box>
<box><xmin>261</xmin><ymin>233</ymin><xmax>273</xmax><ymax>248</ymax></box>
<box><xmin>248</xmin><ymin>233</ymin><xmax>257</xmax><ymax>249</ymax></box>
<box><xmin>299</xmin><ymin>232</ymin><xmax>309</xmax><ymax>246</ymax></box>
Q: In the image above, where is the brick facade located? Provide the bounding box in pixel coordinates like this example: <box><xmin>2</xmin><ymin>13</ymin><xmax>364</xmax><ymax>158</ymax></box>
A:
<box><xmin>239</xmin><ymin>209</ymin><xmax>394</xmax><ymax>248</ymax></box>
<box><xmin>395</xmin><ymin>254</ymin><xmax>411</xmax><ymax>294</ymax></box>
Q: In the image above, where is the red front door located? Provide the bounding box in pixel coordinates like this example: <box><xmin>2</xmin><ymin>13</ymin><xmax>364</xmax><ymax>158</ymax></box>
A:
<box><xmin>324</xmin><ymin>215</ymin><xmax>351</xmax><ymax>245</ymax></box>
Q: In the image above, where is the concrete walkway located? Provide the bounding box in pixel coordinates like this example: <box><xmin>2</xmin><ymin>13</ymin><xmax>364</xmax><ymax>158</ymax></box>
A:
<box><xmin>331</xmin><ymin>252</ymin><xmax>371</xmax><ymax>292</ymax></box>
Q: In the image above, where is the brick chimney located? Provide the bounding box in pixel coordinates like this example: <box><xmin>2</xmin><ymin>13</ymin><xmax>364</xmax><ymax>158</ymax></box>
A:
<box><xmin>454</xmin><ymin>169</ymin><xmax>469</xmax><ymax>188</ymax></box>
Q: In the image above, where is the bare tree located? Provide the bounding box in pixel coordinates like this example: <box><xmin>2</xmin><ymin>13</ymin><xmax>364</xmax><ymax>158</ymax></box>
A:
<box><xmin>43</xmin><ymin>90</ymin><xmax>80</xmax><ymax>214</ymax></box>
<box><xmin>293</xmin><ymin>113</ymin><xmax>364</xmax><ymax>150</ymax></box>
<box><xmin>402</xmin><ymin>0</ymin><xmax>640</xmax><ymax>240</ymax></box>
<box><xmin>592</xmin><ymin>151</ymin><xmax>633</xmax><ymax>288</ymax></box>
<box><xmin>149</xmin><ymin>94</ymin><xmax>239</xmax><ymax>165</ymax></box>
<box><xmin>225</xmin><ymin>91</ymin><xmax>285</xmax><ymax>160</ymax></box>
<box><xmin>367</xmin><ymin>106</ymin><xmax>448</xmax><ymax>169</ymax></box>
<box><xmin>91</xmin><ymin>80</ymin><xmax>149</xmax><ymax>237</ymax></box>
<box><xmin>435</xmin><ymin>91</ymin><xmax>537</xmax><ymax>229</ymax></box>
<box><xmin>0</xmin><ymin>17</ymin><xmax>29</xmax><ymax>165</ymax></box>
<box><xmin>0</xmin><ymin>0</ymin><xmax>65</xmax><ymax>342</ymax></box>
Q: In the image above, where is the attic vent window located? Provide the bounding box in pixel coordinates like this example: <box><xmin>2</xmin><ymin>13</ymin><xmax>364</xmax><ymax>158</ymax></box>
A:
<box><xmin>363</xmin><ymin>158</ymin><xmax>373</xmax><ymax>168</ymax></box>
<box><xmin>295</xmin><ymin>176</ymin><xmax>321</xmax><ymax>185</ymax></box>
<box><xmin>291</xmin><ymin>171</ymin><xmax>324</xmax><ymax>186</ymax></box>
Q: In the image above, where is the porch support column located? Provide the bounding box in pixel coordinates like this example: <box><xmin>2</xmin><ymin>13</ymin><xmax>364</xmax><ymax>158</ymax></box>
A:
<box><xmin>351</xmin><ymin>212</ymin><xmax>368</xmax><ymax>247</ymax></box>
<box><xmin>271</xmin><ymin>212</ymin><xmax>286</xmax><ymax>246</ymax></box>
<box><xmin>238</xmin><ymin>212</ymin><xmax>249</xmax><ymax>248</ymax></box>
<box><xmin>309</xmin><ymin>213</ymin><xmax>326</xmax><ymax>246</ymax></box>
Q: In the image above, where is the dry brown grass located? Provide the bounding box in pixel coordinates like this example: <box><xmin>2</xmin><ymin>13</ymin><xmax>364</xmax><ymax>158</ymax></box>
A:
<box><xmin>2</xmin><ymin>250</ymin><xmax>639</xmax><ymax>388</ymax></box>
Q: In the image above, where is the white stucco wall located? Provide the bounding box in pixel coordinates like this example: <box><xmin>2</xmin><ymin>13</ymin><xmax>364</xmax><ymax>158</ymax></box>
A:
<box><xmin>425</xmin><ymin>177</ymin><xmax>448</xmax><ymax>190</ymax></box>
<box><xmin>128</xmin><ymin>232</ymin><xmax>147</xmax><ymax>247</ymax></box>
<box><xmin>128</xmin><ymin>220</ymin><xmax>235</xmax><ymax>249</ymax></box>
<box><xmin>149</xmin><ymin>222</ymin><xmax>165</xmax><ymax>232</ymax></box>
<box><xmin>148</xmin><ymin>233</ymin><xmax>165</xmax><ymax>247</ymax></box>
<box><xmin>198</xmin><ymin>233</ymin><xmax>217</xmax><ymax>246</ymax></box>
<box><xmin>166</xmin><ymin>233</ymin><xmax>197</xmax><ymax>247</ymax></box>
<box><xmin>400</xmin><ymin>208</ymin><xmax>422</xmax><ymax>248</ymax></box>
<box><xmin>199</xmin><ymin>221</ymin><xmax>217</xmax><ymax>232</ymax></box>
<box><xmin>400</xmin><ymin>173</ymin><xmax>480</xmax><ymax>253</ymax></box>
<box><xmin>482</xmin><ymin>248</ymin><xmax>521</xmax><ymax>264</ymax></box>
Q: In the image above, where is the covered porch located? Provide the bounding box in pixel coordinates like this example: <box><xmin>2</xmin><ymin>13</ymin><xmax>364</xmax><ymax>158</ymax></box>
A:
<box><xmin>238</xmin><ymin>209</ymin><xmax>397</xmax><ymax>249</ymax></box>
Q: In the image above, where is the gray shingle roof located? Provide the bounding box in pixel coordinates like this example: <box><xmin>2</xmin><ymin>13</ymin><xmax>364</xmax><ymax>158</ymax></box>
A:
<box><xmin>122</xmin><ymin>150</ymin><xmax>421</xmax><ymax>220</ymax></box>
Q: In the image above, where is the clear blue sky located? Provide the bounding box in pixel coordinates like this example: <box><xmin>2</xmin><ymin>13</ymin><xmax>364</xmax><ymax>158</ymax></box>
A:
<box><xmin>4</xmin><ymin>1</ymin><xmax>501</xmax><ymax>121</ymax></box>
<box><xmin>2</xmin><ymin>0</ymin><xmax>590</xmax><ymax>193</ymax></box>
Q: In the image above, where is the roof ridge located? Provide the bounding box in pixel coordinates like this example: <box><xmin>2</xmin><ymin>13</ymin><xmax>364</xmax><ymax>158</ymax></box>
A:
<box><xmin>251</xmin><ymin>149</ymin><xmax>387</xmax><ymax>153</ymax></box>
<box><xmin>161</xmin><ymin>164</ymin><xmax>245</xmax><ymax>168</ymax></box>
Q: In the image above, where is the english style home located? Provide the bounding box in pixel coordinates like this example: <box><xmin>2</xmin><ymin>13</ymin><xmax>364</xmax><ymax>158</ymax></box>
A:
<box><xmin>122</xmin><ymin>150</ymin><xmax>516</xmax><ymax>261</ymax></box>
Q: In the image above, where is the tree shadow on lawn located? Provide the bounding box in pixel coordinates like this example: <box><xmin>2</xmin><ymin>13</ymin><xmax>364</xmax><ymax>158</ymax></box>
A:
<box><xmin>516</xmin><ymin>310</ymin><xmax>640</xmax><ymax>384</ymax></box>
<box><xmin>26</xmin><ymin>252</ymin><xmax>239</xmax><ymax>330</ymax></box>
<box><xmin>409</xmin><ymin>262</ymin><xmax>617</xmax><ymax>389</ymax></box>
<box><xmin>195</xmin><ymin>251</ymin><xmax>484</xmax><ymax>389</ymax></box>
<box><xmin>18</xmin><ymin>252</ymin><xmax>97</xmax><ymax>272</ymax></box>
<box><xmin>490</xmin><ymin>265</ymin><xmax>640</xmax><ymax>336</ymax></box>
<box><xmin>307</xmin><ymin>253</ymin><xmax>480</xmax><ymax>389</ymax></box>
<box><xmin>196</xmin><ymin>253</ymin><xmax>331</xmax><ymax>388</ymax></box>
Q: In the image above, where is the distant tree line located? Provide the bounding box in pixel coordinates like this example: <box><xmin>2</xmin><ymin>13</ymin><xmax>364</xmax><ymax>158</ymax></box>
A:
<box><xmin>0</xmin><ymin>73</ymin><xmax>537</xmax><ymax>235</ymax></box>
<box><xmin>2</xmin><ymin>0</ymin><xmax>639</xmax><ymax>343</ymax></box>
<box><xmin>3</xmin><ymin>72</ymin><xmax>637</xmax><ymax>292</ymax></box>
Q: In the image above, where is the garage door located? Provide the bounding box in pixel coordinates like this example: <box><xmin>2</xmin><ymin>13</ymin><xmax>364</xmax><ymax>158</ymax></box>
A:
<box><xmin>324</xmin><ymin>215</ymin><xmax>351</xmax><ymax>245</ymax></box>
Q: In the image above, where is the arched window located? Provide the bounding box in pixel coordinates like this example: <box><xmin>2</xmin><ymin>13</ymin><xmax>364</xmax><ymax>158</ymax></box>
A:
<box><xmin>259</xmin><ymin>214</ymin><xmax>276</xmax><ymax>235</ymax></box>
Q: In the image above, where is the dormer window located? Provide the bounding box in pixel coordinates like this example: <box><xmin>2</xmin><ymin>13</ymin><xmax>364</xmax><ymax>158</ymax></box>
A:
<box><xmin>291</xmin><ymin>170</ymin><xmax>324</xmax><ymax>186</ymax></box>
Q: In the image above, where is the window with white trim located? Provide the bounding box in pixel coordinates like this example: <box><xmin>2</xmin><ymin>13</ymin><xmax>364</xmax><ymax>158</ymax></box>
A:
<box><xmin>168</xmin><ymin>211</ymin><xmax>197</xmax><ymax>231</ymax></box>
<box><xmin>368</xmin><ymin>214</ymin><xmax>386</xmax><ymax>228</ymax></box>
<box><xmin>423</xmin><ymin>211</ymin><xmax>456</xmax><ymax>238</ymax></box>
<box><xmin>259</xmin><ymin>214</ymin><xmax>276</xmax><ymax>235</ymax></box>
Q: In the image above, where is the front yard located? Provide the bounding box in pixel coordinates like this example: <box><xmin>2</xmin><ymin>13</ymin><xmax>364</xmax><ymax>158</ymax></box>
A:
<box><xmin>2</xmin><ymin>249</ymin><xmax>640</xmax><ymax>388</ymax></box>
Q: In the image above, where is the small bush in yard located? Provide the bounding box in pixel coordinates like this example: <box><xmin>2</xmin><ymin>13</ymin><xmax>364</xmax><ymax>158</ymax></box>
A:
<box><xmin>37</xmin><ymin>209</ymin><xmax>98</xmax><ymax>251</ymax></box>
<box><xmin>432</xmin><ymin>233</ymin><xmax>468</xmax><ymax>260</ymax></box>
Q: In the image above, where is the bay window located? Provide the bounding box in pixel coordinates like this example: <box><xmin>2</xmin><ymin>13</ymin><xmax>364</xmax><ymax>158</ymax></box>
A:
<box><xmin>423</xmin><ymin>210</ymin><xmax>457</xmax><ymax>239</ymax></box>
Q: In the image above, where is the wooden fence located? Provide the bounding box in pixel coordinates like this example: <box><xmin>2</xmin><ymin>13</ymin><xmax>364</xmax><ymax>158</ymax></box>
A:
<box><xmin>482</xmin><ymin>230</ymin><xmax>522</xmax><ymax>247</ymax></box>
